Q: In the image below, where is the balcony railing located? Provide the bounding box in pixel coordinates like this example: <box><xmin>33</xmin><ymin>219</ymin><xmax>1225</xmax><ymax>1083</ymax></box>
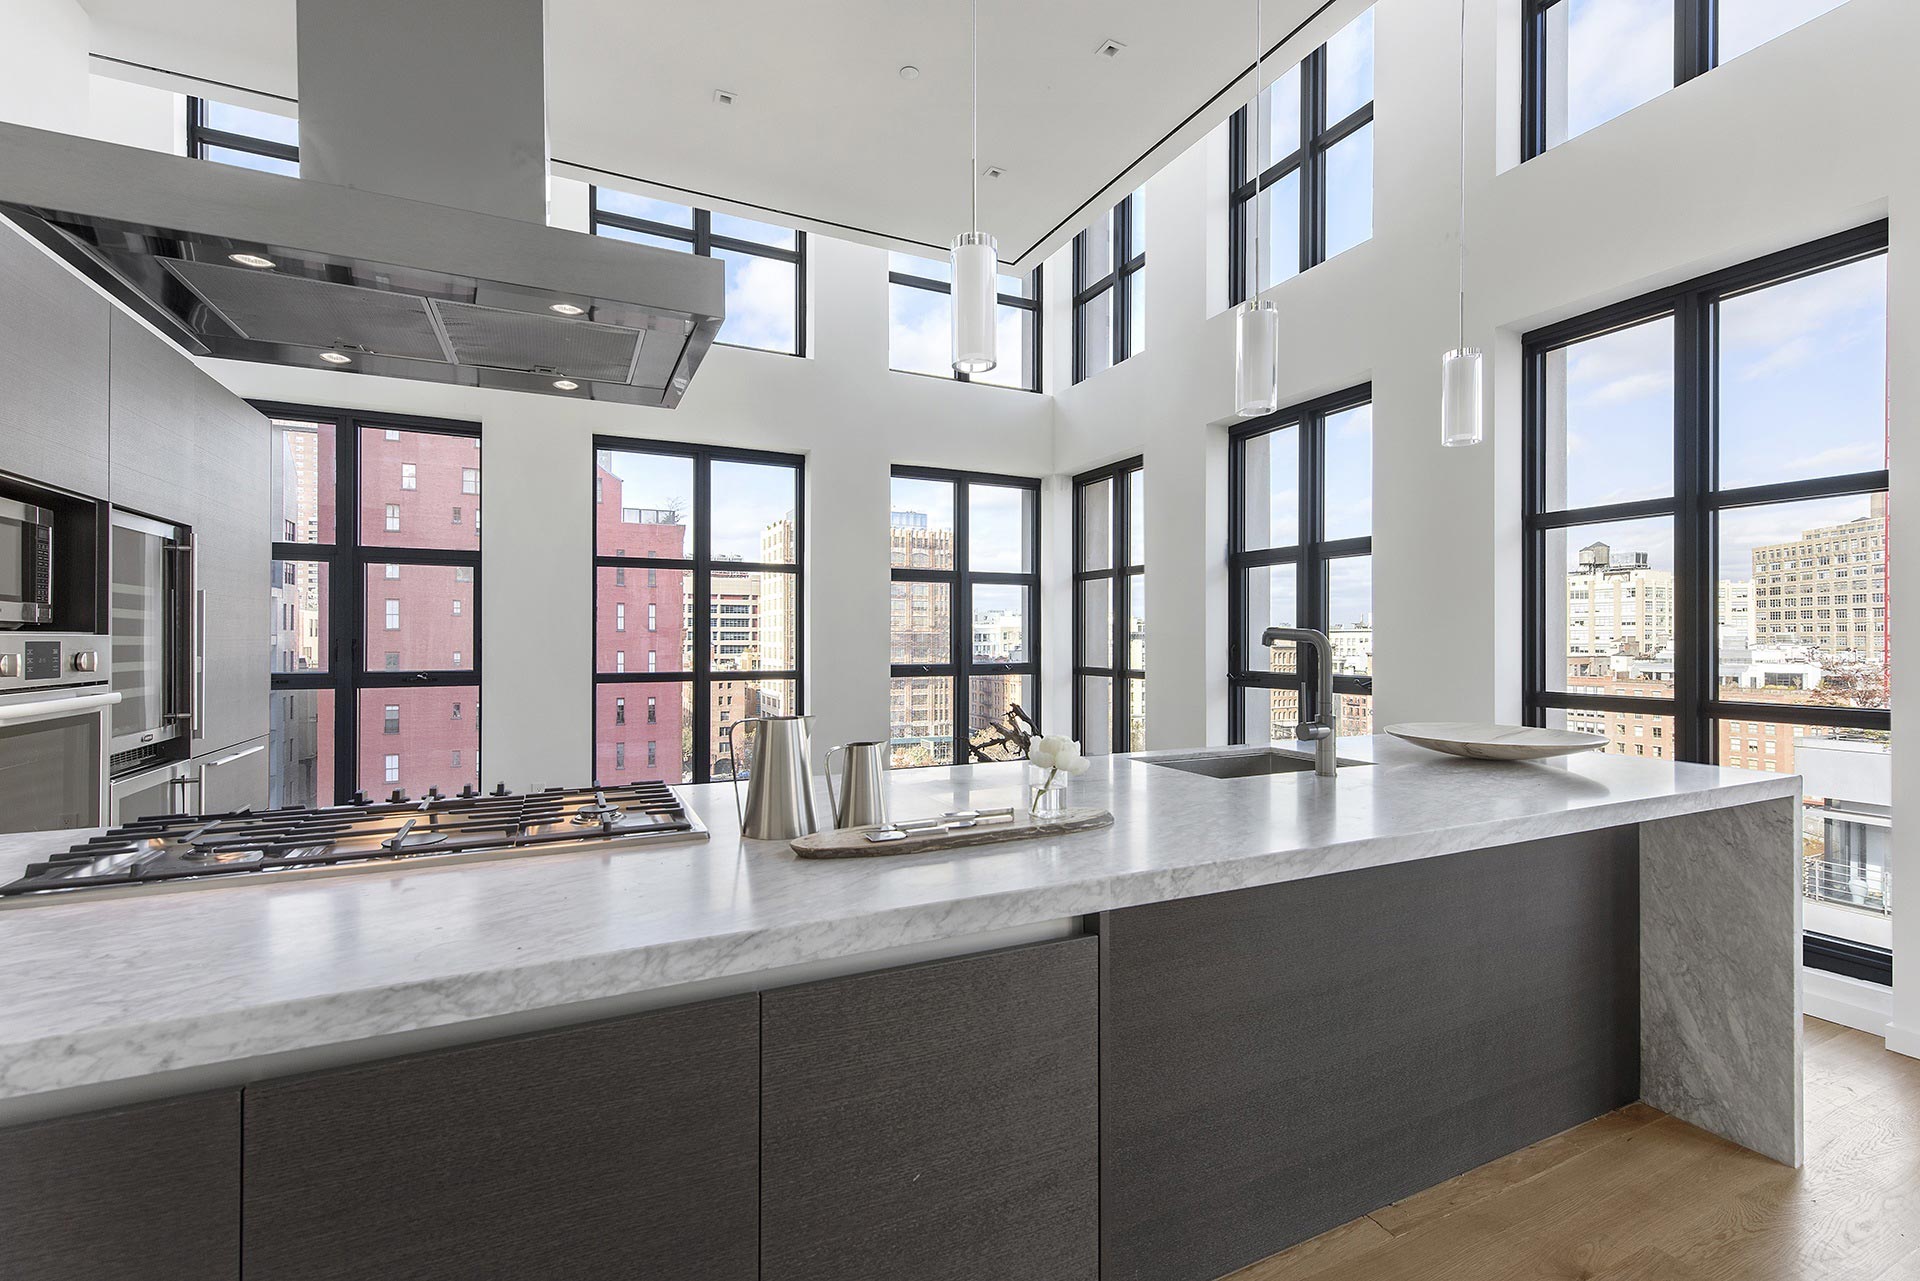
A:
<box><xmin>1802</xmin><ymin>856</ymin><xmax>1892</xmax><ymax>915</ymax></box>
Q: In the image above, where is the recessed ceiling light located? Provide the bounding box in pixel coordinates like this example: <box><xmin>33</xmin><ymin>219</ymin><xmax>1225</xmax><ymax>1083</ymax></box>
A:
<box><xmin>553</xmin><ymin>378</ymin><xmax>580</xmax><ymax>391</ymax></box>
<box><xmin>548</xmin><ymin>302</ymin><xmax>586</xmax><ymax>316</ymax></box>
<box><xmin>319</xmin><ymin>351</ymin><xmax>352</xmax><ymax>365</ymax></box>
<box><xmin>898</xmin><ymin>65</ymin><xmax>920</xmax><ymax>81</ymax></box>
<box><xmin>228</xmin><ymin>252</ymin><xmax>277</xmax><ymax>269</ymax></box>
<box><xmin>982</xmin><ymin>164</ymin><xmax>1007</xmax><ymax>180</ymax></box>
<box><xmin>713</xmin><ymin>88</ymin><xmax>738</xmax><ymax>106</ymax></box>
<box><xmin>1093</xmin><ymin>37</ymin><xmax>1127</xmax><ymax>58</ymax></box>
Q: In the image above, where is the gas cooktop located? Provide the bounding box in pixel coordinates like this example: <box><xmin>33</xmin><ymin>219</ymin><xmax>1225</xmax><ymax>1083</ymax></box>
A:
<box><xmin>0</xmin><ymin>782</ymin><xmax>709</xmax><ymax>904</ymax></box>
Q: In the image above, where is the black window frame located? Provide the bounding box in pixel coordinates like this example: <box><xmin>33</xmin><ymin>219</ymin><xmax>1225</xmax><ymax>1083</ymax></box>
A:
<box><xmin>589</xmin><ymin>187</ymin><xmax>808</xmax><ymax>358</ymax></box>
<box><xmin>260</xmin><ymin>403</ymin><xmax>483</xmax><ymax>805</ymax></box>
<box><xmin>592</xmin><ymin>437</ymin><xmax>806</xmax><ymax>785</ymax></box>
<box><xmin>1228</xmin><ymin>383</ymin><xmax>1374</xmax><ymax>744</ymax></box>
<box><xmin>886</xmin><ymin>260</ymin><xmax>1044</xmax><ymax>392</ymax></box>
<box><xmin>1226</xmin><ymin>25</ymin><xmax>1374</xmax><ymax>306</ymax></box>
<box><xmin>1071</xmin><ymin>192</ymin><xmax>1146</xmax><ymax>383</ymax></box>
<box><xmin>186</xmin><ymin>97</ymin><xmax>300</xmax><ymax>171</ymax></box>
<box><xmin>1521</xmin><ymin>221</ymin><xmax>1891</xmax><ymax>984</ymax></box>
<box><xmin>1522</xmin><ymin>0</ymin><xmax>1817</xmax><ymax>160</ymax></box>
<box><xmin>1072</xmin><ymin>457</ymin><xmax>1145</xmax><ymax>753</ymax></box>
<box><xmin>889</xmin><ymin>466</ymin><xmax>1043</xmax><ymax>766</ymax></box>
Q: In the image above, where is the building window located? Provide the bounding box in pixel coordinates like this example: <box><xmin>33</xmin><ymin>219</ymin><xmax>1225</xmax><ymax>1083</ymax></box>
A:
<box><xmin>1522</xmin><ymin>223</ymin><xmax>1889</xmax><ymax>975</ymax></box>
<box><xmin>1073</xmin><ymin>189</ymin><xmax>1146</xmax><ymax>382</ymax></box>
<box><xmin>1228</xmin><ymin>6</ymin><xmax>1375</xmax><ymax>303</ymax></box>
<box><xmin>451</xmin><ymin>506</ymin><xmax>462</xmax><ymax>525</ymax></box>
<box><xmin>615</xmin><ymin>742</ymin><xmax>626</xmax><ymax>770</ymax></box>
<box><xmin>266</xmin><ymin>411</ymin><xmax>482</xmax><ymax>807</ymax></box>
<box><xmin>1229</xmin><ymin>385</ymin><xmax>1374</xmax><ymax>743</ymax></box>
<box><xmin>450</xmin><ymin>749</ymin><xmax>460</xmax><ymax>768</ymax></box>
<box><xmin>594</xmin><ymin>441</ymin><xmax>804</xmax><ymax>782</ymax></box>
<box><xmin>590</xmin><ymin>189</ymin><xmax>806</xmax><ymax>356</ymax></box>
<box><xmin>1073</xmin><ymin>458</ymin><xmax>1146</xmax><ymax>753</ymax></box>
<box><xmin>647</xmin><ymin>741</ymin><xmax>658</xmax><ymax>767</ymax></box>
<box><xmin>462</xmin><ymin>467</ymin><xmax>479</xmax><ymax>495</ymax></box>
<box><xmin>614</xmin><ymin>697</ymin><xmax>626</xmax><ymax>725</ymax></box>
<box><xmin>1524</xmin><ymin>0</ymin><xmax>1850</xmax><ymax>158</ymax></box>
<box><xmin>889</xmin><ymin>468</ymin><xmax>1042</xmax><ymax>768</ymax></box>
<box><xmin>888</xmin><ymin>254</ymin><xmax>1042</xmax><ymax>391</ymax></box>
<box><xmin>186</xmin><ymin>97</ymin><xmax>299</xmax><ymax>177</ymax></box>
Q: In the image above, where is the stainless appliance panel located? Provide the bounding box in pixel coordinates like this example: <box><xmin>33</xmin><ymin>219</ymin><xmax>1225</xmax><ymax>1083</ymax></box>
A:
<box><xmin>199</xmin><ymin>737</ymin><xmax>268</xmax><ymax>814</ymax></box>
<box><xmin>109</xmin><ymin>757</ymin><xmax>194</xmax><ymax>827</ymax></box>
<box><xmin>0</xmin><ymin>495</ymin><xmax>55</xmax><ymax>627</ymax></box>
<box><xmin>0</xmin><ymin>695</ymin><xmax>107</xmax><ymax>832</ymax></box>
<box><xmin>109</xmin><ymin>509</ymin><xmax>191</xmax><ymax>758</ymax></box>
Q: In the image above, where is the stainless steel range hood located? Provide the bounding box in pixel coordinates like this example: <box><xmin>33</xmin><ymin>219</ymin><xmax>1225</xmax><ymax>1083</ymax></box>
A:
<box><xmin>0</xmin><ymin>0</ymin><xmax>724</xmax><ymax>407</ymax></box>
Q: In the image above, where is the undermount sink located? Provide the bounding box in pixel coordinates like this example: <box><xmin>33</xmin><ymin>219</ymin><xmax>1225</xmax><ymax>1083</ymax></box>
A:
<box><xmin>1144</xmin><ymin>749</ymin><xmax>1370</xmax><ymax>779</ymax></box>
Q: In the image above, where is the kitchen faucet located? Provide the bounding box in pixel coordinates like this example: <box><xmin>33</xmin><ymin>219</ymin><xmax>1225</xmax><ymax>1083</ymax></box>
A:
<box><xmin>1261</xmin><ymin>627</ymin><xmax>1338</xmax><ymax>777</ymax></box>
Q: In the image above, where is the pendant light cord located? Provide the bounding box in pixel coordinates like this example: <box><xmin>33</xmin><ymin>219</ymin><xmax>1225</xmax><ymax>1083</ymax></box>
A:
<box><xmin>1249</xmin><ymin>0</ymin><xmax>1263</xmax><ymax>305</ymax></box>
<box><xmin>1456</xmin><ymin>0</ymin><xmax>1467</xmax><ymax>348</ymax></box>
<box><xmin>970</xmin><ymin>0</ymin><xmax>980</xmax><ymax>236</ymax></box>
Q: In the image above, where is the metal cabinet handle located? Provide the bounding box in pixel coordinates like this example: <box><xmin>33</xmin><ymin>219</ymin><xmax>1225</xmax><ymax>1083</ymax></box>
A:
<box><xmin>208</xmin><ymin>743</ymin><xmax>266</xmax><ymax>768</ymax></box>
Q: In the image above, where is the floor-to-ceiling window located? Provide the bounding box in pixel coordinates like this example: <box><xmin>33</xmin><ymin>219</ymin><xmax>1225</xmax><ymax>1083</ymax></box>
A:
<box><xmin>1072</xmin><ymin>189</ymin><xmax>1146</xmax><ymax>382</ymax></box>
<box><xmin>887</xmin><ymin>255</ymin><xmax>1043</xmax><ymax>391</ymax></box>
<box><xmin>593</xmin><ymin>440</ymin><xmax>803</xmax><ymax>783</ymax></box>
<box><xmin>1522</xmin><ymin>0</ymin><xmax>1853</xmax><ymax>157</ymax></box>
<box><xmin>1073</xmin><ymin>458</ymin><xmax>1145</xmax><ymax>753</ymax></box>
<box><xmin>1523</xmin><ymin>222</ymin><xmax>1890</xmax><ymax>980</ymax></box>
<box><xmin>187</xmin><ymin>97</ymin><xmax>300</xmax><ymax>176</ymax></box>
<box><xmin>265</xmin><ymin>408</ymin><xmax>482</xmax><ymax>805</ymax></box>
<box><xmin>889</xmin><ymin>468</ymin><xmax>1042</xmax><ymax>766</ymax></box>
<box><xmin>1227</xmin><ymin>6</ymin><xmax>1374</xmax><ymax>302</ymax></box>
<box><xmin>1229</xmin><ymin>386</ymin><xmax>1374</xmax><ymax>744</ymax></box>
<box><xmin>590</xmin><ymin>189</ymin><xmax>806</xmax><ymax>356</ymax></box>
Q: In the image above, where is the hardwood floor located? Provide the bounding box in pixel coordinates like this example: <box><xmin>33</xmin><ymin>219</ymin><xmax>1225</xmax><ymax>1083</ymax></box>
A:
<box><xmin>1226</xmin><ymin>1018</ymin><xmax>1920</xmax><ymax>1281</ymax></box>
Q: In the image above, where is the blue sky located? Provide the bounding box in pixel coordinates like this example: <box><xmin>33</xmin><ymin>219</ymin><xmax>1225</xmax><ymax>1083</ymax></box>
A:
<box><xmin>1551</xmin><ymin>254</ymin><xmax>1887</xmax><ymax>587</ymax></box>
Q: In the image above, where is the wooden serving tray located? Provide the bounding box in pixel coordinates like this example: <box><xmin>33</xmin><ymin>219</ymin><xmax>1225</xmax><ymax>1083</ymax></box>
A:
<box><xmin>790</xmin><ymin>808</ymin><xmax>1115</xmax><ymax>859</ymax></box>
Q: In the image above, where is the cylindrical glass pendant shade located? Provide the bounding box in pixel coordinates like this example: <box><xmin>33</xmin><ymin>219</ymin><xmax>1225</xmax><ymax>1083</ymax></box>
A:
<box><xmin>950</xmin><ymin>231</ymin><xmax>998</xmax><ymax>374</ymax></box>
<box><xmin>1235</xmin><ymin>300</ymin><xmax>1281</xmax><ymax>417</ymax></box>
<box><xmin>1440</xmin><ymin>346</ymin><xmax>1484</xmax><ymax>446</ymax></box>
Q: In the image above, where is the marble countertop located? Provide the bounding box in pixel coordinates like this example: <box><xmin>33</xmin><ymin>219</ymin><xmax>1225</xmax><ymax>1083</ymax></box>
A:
<box><xmin>0</xmin><ymin>737</ymin><xmax>1798</xmax><ymax>1103</ymax></box>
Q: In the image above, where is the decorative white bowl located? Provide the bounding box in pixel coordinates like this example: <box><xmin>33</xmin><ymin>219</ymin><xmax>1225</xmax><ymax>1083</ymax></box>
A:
<box><xmin>1385</xmin><ymin>722</ymin><xmax>1609</xmax><ymax>761</ymax></box>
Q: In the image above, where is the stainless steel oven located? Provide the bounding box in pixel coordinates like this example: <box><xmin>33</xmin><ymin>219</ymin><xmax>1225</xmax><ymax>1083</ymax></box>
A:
<box><xmin>109</xmin><ymin>509</ymin><xmax>196</xmax><ymax>763</ymax></box>
<box><xmin>0</xmin><ymin>633</ymin><xmax>114</xmax><ymax>832</ymax></box>
<box><xmin>0</xmin><ymin>496</ymin><xmax>56</xmax><ymax>627</ymax></box>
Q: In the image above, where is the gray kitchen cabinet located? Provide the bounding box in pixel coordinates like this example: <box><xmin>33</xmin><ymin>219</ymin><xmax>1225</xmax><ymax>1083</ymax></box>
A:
<box><xmin>0</xmin><ymin>223</ymin><xmax>110</xmax><ymax>497</ymax></box>
<box><xmin>241</xmin><ymin>993</ymin><xmax>760</xmax><ymax>1281</ymax></box>
<box><xmin>0</xmin><ymin>1089</ymin><xmax>240</xmax><ymax>1281</ymax></box>
<box><xmin>1097</xmin><ymin>829</ymin><xmax>1640</xmax><ymax>1281</ymax></box>
<box><xmin>108</xmin><ymin>310</ymin><xmax>268</xmax><ymax>754</ymax></box>
<box><xmin>760</xmin><ymin>937</ymin><xmax>1100</xmax><ymax>1281</ymax></box>
<box><xmin>197</xmin><ymin>734</ymin><xmax>269</xmax><ymax>812</ymax></box>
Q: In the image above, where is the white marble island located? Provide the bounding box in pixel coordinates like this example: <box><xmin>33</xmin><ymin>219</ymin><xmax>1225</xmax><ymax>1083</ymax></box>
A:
<box><xmin>0</xmin><ymin>736</ymin><xmax>1801</xmax><ymax>1172</ymax></box>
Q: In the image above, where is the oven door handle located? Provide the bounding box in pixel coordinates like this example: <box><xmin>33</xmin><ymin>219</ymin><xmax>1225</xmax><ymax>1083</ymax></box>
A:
<box><xmin>0</xmin><ymin>690</ymin><xmax>121</xmax><ymax>727</ymax></box>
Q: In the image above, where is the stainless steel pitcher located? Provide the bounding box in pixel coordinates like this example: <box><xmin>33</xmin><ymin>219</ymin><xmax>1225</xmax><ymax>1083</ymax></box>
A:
<box><xmin>824</xmin><ymin>740</ymin><xmax>890</xmax><ymax>829</ymax></box>
<box><xmin>726</xmin><ymin>714</ymin><xmax>819</xmax><ymax>840</ymax></box>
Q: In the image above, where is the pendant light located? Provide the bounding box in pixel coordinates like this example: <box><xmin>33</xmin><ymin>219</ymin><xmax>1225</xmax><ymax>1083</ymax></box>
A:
<box><xmin>1439</xmin><ymin>0</ymin><xmax>1483</xmax><ymax>446</ymax></box>
<box><xmin>1235</xmin><ymin>0</ymin><xmax>1280</xmax><ymax>417</ymax></box>
<box><xmin>951</xmin><ymin>0</ymin><xmax>997</xmax><ymax>374</ymax></box>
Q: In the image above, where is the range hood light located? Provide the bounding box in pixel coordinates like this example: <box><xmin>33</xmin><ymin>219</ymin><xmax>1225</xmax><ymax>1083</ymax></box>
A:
<box><xmin>228</xmin><ymin>252</ymin><xmax>277</xmax><ymax>269</ymax></box>
<box><xmin>553</xmin><ymin>378</ymin><xmax>579</xmax><ymax>390</ymax></box>
<box><xmin>548</xmin><ymin>302</ymin><xmax>586</xmax><ymax>316</ymax></box>
<box><xmin>319</xmin><ymin>351</ymin><xmax>353</xmax><ymax>365</ymax></box>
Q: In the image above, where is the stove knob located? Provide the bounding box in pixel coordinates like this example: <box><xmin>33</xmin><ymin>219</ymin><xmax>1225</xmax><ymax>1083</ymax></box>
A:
<box><xmin>71</xmin><ymin>650</ymin><xmax>99</xmax><ymax>673</ymax></box>
<box><xmin>0</xmin><ymin>654</ymin><xmax>17</xmax><ymax>680</ymax></box>
<box><xmin>389</xmin><ymin>789</ymin><xmax>409</xmax><ymax>804</ymax></box>
<box><xmin>492</xmin><ymin>782</ymin><xmax>511</xmax><ymax>797</ymax></box>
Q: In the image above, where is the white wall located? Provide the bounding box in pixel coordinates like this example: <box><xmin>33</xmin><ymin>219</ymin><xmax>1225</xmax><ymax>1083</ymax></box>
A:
<box><xmin>0</xmin><ymin>0</ymin><xmax>88</xmax><ymax>131</ymax></box>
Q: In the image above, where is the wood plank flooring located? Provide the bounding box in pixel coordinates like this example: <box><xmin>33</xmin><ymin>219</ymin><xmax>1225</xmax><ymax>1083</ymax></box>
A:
<box><xmin>1225</xmin><ymin>1017</ymin><xmax>1920</xmax><ymax>1281</ymax></box>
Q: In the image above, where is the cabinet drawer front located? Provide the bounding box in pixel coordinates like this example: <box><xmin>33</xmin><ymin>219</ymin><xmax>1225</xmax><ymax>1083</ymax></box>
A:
<box><xmin>761</xmin><ymin>937</ymin><xmax>1100</xmax><ymax>1281</ymax></box>
<box><xmin>0</xmin><ymin>1090</ymin><xmax>240</xmax><ymax>1281</ymax></box>
<box><xmin>242</xmin><ymin>994</ymin><xmax>758</xmax><ymax>1281</ymax></box>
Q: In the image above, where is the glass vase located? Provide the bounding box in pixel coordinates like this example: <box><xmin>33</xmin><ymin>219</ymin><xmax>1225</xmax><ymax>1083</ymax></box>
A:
<box><xmin>1027</xmin><ymin>763</ymin><xmax>1067</xmax><ymax>819</ymax></box>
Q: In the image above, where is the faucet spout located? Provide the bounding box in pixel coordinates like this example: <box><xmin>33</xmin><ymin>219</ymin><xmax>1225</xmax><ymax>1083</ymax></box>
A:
<box><xmin>1260</xmin><ymin>626</ymin><xmax>1339</xmax><ymax>777</ymax></box>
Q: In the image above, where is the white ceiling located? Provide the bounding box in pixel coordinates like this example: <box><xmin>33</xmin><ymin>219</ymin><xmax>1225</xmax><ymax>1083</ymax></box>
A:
<box><xmin>79</xmin><ymin>0</ymin><xmax>1359</xmax><ymax>270</ymax></box>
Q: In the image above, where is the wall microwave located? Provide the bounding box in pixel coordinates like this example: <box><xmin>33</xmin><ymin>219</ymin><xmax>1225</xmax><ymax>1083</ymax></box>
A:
<box><xmin>0</xmin><ymin>496</ymin><xmax>55</xmax><ymax>628</ymax></box>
